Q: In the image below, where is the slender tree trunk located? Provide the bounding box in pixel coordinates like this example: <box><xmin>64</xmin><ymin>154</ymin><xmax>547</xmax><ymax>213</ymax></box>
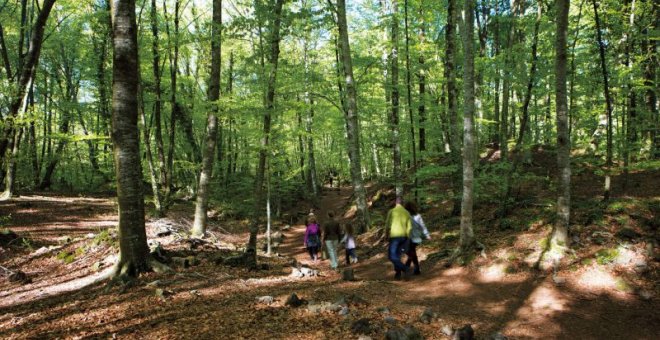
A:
<box><xmin>139</xmin><ymin>79</ymin><xmax>163</xmax><ymax>216</ymax></box>
<box><xmin>404</xmin><ymin>0</ymin><xmax>417</xmax><ymax>202</ymax></box>
<box><xmin>303</xmin><ymin>35</ymin><xmax>318</xmax><ymax>197</ymax></box>
<box><xmin>0</xmin><ymin>24</ymin><xmax>12</xmax><ymax>79</ymax></box>
<box><xmin>192</xmin><ymin>0</ymin><xmax>222</xmax><ymax>237</ymax></box>
<box><xmin>389</xmin><ymin>0</ymin><xmax>402</xmax><ymax>199</ymax></box>
<box><xmin>445</xmin><ymin>0</ymin><xmax>461</xmax><ymax>215</ymax></box>
<box><xmin>151</xmin><ymin>0</ymin><xmax>167</xmax><ymax>188</ymax></box>
<box><xmin>459</xmin><ymin>0</ymin><xmax>477</xmax><ymax>254</ymax></box>
<box><xmin>643</xmin><ymin>7</ymin><xmax>658</xmax><ymax>158</ymax></box>
<box><xmin>164</xmin><ymin>0</ymin><xmax>180</xmax><ymax>196</ymax></box>
<box><xmin>500</xmin><ymin>0</ymin><xmax>517</xmax><ymax>161</ymax></box>
<box><xmin>622</xmin><ymin>0</ymin><xmax>636</xmax><ymax>190</ymax></box>
<box><xmin>247</xmin><ymin>0</ymin><xmax>285</xmax><ymax>266</ymax></box>
<box><xmin>592</xmin><ymin>0</ymin><xmax>614</xmax><ymax>201</ymax></box>
<box><xmin>551</xmin><ymin>0</ymin><xmax>571</xmax><ymax>249</ymax></box>
<box><xmin>516</xmin><ymin>1</ymin><xmax>542</xmax><ymax>149</ymax></box>
<box><xmin>0</xmin><ymin>0</ymin><xmax>55</xmax><ymax>161</ymax></box>
<box><xmin>1</xmin><ymin>128</ymin><xmax>23</xmax><ymax>200</ymax></box>
<box><xmin>417</xmin><ymin>7</ymin><xmax>426</xmax><ymax>153</ymax></box>
<box><xmin>336</xmin><ymin>0</ymin><xmax>370</xmax><ymax>230</ymax></box>
<box><xmin>110</xmin><ymin>0</ymin><xmax>151</xmax><ymax>278</ymax></box>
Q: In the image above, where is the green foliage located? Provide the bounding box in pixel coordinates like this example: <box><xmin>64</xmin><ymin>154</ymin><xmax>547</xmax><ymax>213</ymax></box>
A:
<box><xmin>595</xmin><ymin>248</ymin><xmax>620</xmax><ymax>265</ymax></box>
<box><xmin>56</xmin><ymin>251</ymin><xmax>76</xmax><ymax>264</ymax></box>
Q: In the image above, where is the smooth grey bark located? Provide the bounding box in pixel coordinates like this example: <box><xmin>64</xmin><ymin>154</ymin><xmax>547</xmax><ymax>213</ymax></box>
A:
<box><xmin>336</xmin><ymin>0</ymin><xmax>370</xmax><ymax>230</ymax></box>
<box><xmin>1</xmin><ymin>128</ymin><xmax>23</xmax><ymax>200</ymax></box>
<box><xmin>139</xmin><ymin>79</ymin><xmax>164</xmax><ymax>216</ymax></box>
<box><xmin>151</xmin><ymin>0</ymin><xmax>167</xmax><ymax>188</ymax></box>
<box><xmin>389</xmin><ymin>0</ymin><xmax>402</xmax><ymax>199</ymax></box>
<box><xmin>445</xmin><ymin>0</ymin><xmax>461</xmax><ymax>215</ymax></box>
<box><xmin>459</xmin><ymin>0</ymin><xmax>477</xmax><ymax>253</ymax></box>
<box><xmin>551</xmin><ymin>0</ymin><xmax>571</xmax><ymax>248</ymax></box>
<box><xmin>0</xmin><ymin>0</ymin><xmax>56</xmax><ymax>162</ymax></box>
<box><xmin>110</xmin><ymin>0</ymin><xmax>150</xmax><ymax>277</ymax></box>
<box><xmin>192</xmin><ymin>0</ymin><xmax>222</xmax><ymax>237</ymax></box>
<box><xmin>592</xmin><ymin>0</ymin><xmax>614</xmax><ymax>201</ymax></box>
<box><xmin>404</xmin><ymin>0</ymin><xmax>417</xmax><ymax>202</ymax></box>
<box><xmin>164</xmin><ymin>0</ymin><xmax>180</xmax><ymax>196</ymax></box>
<box><xmin>247</xmin><ymin>0</ymin><xmax>285</xmax><ymax>266</ymax></box>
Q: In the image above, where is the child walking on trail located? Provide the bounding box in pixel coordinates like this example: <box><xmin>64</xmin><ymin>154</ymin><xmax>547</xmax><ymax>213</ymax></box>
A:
<box><xmin>341</xmin><ymin>224</ymin><xmax>358</xmax><ymax>265</ymax></box>
<box><xmin>404</xmin><ymin>201</ymin><xmax>431</xmax><ymax>275</ymax></box>
<box><xmin>304</xmin><ymin>215</ymin><xmax>321</xmax><ymax>262</ymax></box>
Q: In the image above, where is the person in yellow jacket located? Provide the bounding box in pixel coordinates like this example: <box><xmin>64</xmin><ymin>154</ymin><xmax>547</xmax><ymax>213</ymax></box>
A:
<box><xmin>384</xmin><ymin>197</ymin><xmax>412</xmax><ymax>279</ymax></box>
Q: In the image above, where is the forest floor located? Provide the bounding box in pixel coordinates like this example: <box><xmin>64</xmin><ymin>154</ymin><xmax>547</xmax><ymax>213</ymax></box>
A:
<box><xmin>0</xmin><ymin>156</ymin><xmax>659</xmax><ymax>339</ymax></box>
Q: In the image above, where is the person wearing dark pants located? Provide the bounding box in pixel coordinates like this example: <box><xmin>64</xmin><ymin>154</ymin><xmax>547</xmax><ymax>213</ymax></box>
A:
<box><xmin>404</xmin><ymin>201</ymin><xmax>431</xmax><ymax>275</ymax></box>
<box><xmin>385</xmin><ymin>198</ymin><xmax>412</xmax><ymax>280</ymax></box>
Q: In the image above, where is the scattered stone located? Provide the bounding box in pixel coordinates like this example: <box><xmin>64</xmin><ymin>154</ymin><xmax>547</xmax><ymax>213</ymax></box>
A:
<box><xmin>633</xmin><ymin>259</ymin><xmax>648</xmax><ymax>274</ymax></box>
<box><xmin>155</xmin><ymin>227</ymin><xmax>172</xmax><ymax>237</ymax></box>
<box><xmin>342</xmin><ymin>268</ymin><xmax>355</xmax><ymax>281</ymax></box>
<box><xmin>8</xmin><ymin>270</ymin><xmax>31</xmax><ymax>284</ymax></box>
<box><xmin>552</xmin><ymin>275</ymin><xmax>566</xmax><ymax>285</ymax></box>
<box><xmin>357</xmin><ymin>336</ymin><xmax>372</xmax><ymax>340</ymax></box>
<box><xmin>86</xmin><ymin>233</ymin><xmax>96</xmax><ymax>239</ymax></box>
<box><xmin>256</xmin><ymin>295</ymin><xmax>275</xmax><ymax>305</ymax></box>
<box><xmin>639</xmin><ymin>290</ymin><xmax>654</xmax><ymax>300</ymax></box>
<box><xmin>419</xmin><ymin>307</ymin><xmax>436</xmax><ymax>324</ymax></box>
<box><xmin>384</xmin><ymin>316</ymin><xmax>397</xmax><ymax>325</ymax></box>
<box><xmin>290</xmin><ymin>266</ymin><xmax>319</xmax><ymax>278</ymax></box>
<box><xmin>452</xmin><ymin>324</ymin><xmax>475</xmax><ymax>340</ymax></box>
<box><xmin>441</xmin><ymin>325</ymin><xmax>454</xmax><ymax>336</ymax></box>
<box><xmin>307</xmin><ymin>301</ymin><xmax>332</xmax><ymax>313</ymax></box>
<box><xmin>146</xmin><ymin>280</ymin><xmax>162</xmax><ymax>287</ymax></box>
<box><xmin>377</xmin><ymin>306</ymin><xmax>391</xmax><ymax>314</ymax></box>
<box><xmin>32</xmin><ymin>246</ymin><xmax>50</xmax><ymax>256</ymax></box>
<box><xmin>490</xmin><ymin>332</ymin><xmax>508</xmax><ymax>340</ymax></box>
<box><xmin>339</xmin><ymin>306</ymin><xmax>350</xmax><ymax>316</ymax></box>
<box><xmin>385</xmin><ymin>325</ymin><xmax>423</xmax><ymax>340</ymax></box>
<box><xmin>285</xmin><ymin>293</ymin><xmax>304</xmax><ymax>307</ymax></box>
<box><xmin>351</xmin><ymin>318</ymin><xmax>372</xmax><ymax>335</ymax></box>
<box><xmin>615</xmin><ymin>228</ymin><xmax>641</xmax><ymax>241</ymax></box>
<box><xmin>189</xmin><ymin>290</ymin><xmax>200</xmax><ymax>297</ymax></box>
<box><xmin>591</xmin><ymin>231</ymin><xmax>613</xmax><ymax>245</ymax></box>
<box><xmin>328</xmin><ymin>303</ymin><xmax>343</xmax><ymax>312</ymax></box>
<box><xmin>155</xmin><ymin>288</ymin><xmax>174</xmax><ymax>299</ymax></box>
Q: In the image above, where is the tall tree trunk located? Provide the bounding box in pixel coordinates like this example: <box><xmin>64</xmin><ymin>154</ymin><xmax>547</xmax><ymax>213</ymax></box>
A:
<box><xmin>622</xmin><ymin>0</ymin><xmax>636</xmax><ymax>190</ymax></box>
<box><xmin>404</xmin><ymin>0</ymin><xmax>418</xmax><ymax>202</ymax></box>
<box><xmin>192</xmin><ymin>0</ymin><xmax>222</xmax><ymax>237</ymax></box>
<box><xmin>643</xmin><ymin>6</ymin><xmax>658</xmax><ymax>158</ymax></box>
<box><xmin>592</xmin><ymin>0</ymin><xmax>614</xmax><ymax>201</ymax></box>
<box><xmin>336</xmin><ymin>0</ymin><xmax>370</xmax><ymax>230</ymax></box>
<box><xmin>417</xmin><ymin>6</ymin><xmax>426</xmax><ymax>152</ymax></box>
<box><xmin>110</xmin><ymin>0</ymin><xmax>151</xmax><ymax>278</ymax></box>
<box><xmin>0</xmin><ymin>0</ymin><xmax>56</xmax><ymax>162</ymax></box>
<box><xmin>551</xmin><ymin>0</ymin><xmax>571</xmax><ymax>249</ymax></box>
<box><xmin>445</xmin><ymin>0</ymin><xmax>461</xmax><ymax>215</ymax></box>
<box><xmin>151</xmin><ymin>0</ymin><xmax>167</xmax><ymax>188</ymax></box>
<box><xmin>459</xmin><ymin>0</ymin><xmax>477</xmax><ymax>254</ymax></box>
<box><xmin>247</xmin><ymin>0</ymin><xmax>285</xmax><ymax>267</ymax></box>
<box><xmin>1</xmin><ymin>128</ymin><xmax>23</xmax><ymax>200</ymax></box>
<box><xmin>164</xmin><ymin>0</ymin><xmax>180</xmax><ymax>196</ymax></box>
<box><xmin>0</xmin><ymin>24</ymin><xmax>12</xmax><ymax>79</ymax></box>
<box><xmin>390</xmin><ymin>0</ymin><xmax>402</xmax><ymax>199</ymax></box>
<box><xmin>303</xmin><ymin>35</ymin><xmax>318</xmax><ymax>197</ymax></box>
<box><xmin>515</xmin><ymin>1</ymin><xmax>542</xmax><ymax>149</ymax></box>
<box><xmin>500</xmin><ymin>0</ymin><xmax>517</xmax><ymax>161</ymax></box>
<box><xmin>139</xmin><ymin>78</ymin><xmax>164</xmax><ymax>216</ymax></box>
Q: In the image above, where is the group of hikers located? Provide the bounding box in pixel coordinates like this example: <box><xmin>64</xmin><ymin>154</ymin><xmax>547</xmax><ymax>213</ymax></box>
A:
<box><xmin>302</xmin><ymin>197</ymin><xmax>431</xmax><ymax>280</ymax></box>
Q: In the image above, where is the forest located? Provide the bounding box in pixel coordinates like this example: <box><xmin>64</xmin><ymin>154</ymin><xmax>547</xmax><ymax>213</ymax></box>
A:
<box><xmin>0</xmin><ymin>0</ymin><xmax>658</xmax><ymax>338</ymax></box>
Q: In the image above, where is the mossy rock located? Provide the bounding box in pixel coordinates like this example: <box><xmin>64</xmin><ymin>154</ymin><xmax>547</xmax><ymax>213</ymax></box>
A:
<box><xmin>614</xmin><ymin>278</ymin><xmax>634</xmax><ymax>293</ymax></box>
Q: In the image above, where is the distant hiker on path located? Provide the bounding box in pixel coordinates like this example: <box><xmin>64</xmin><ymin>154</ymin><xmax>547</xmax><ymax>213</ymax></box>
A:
<box><xmin>404</xmin><ymin>201</ymin><xmax>431</xmax><ymax>275</ymax></box>
<box><xmin>304</xmin><ymin>215</ymin><xmax>321</xmax><ymax>263</ymax></box>
<box><xmin>341</xmin><ymin>223</ymin><xmax>358</xmax><ymax>264</ymax></box>
<box><xmin>385</xmin><ymin>197</ymin><xmax>412</xmax><ymax>280</ymax></box>
<box><xmin>322</xmin><ymin>211</ymin><xmax>341</xmax><ymax>270</ymax></box>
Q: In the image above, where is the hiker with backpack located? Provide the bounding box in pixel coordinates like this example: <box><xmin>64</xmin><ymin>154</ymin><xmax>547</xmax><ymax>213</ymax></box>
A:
<box><xmin>322</xmin><ymin>211</ymin><xmax>341</xmax><ymax>270</ymax></box>
<box><xmin>385</xmin><ymin>197</ymin><xmax>412</xmax><ymax>280</ymax></box>
<box><xmin>404</xmin><ymin>201</ymin><xmax>431</xmax><ymax>275</ymax></box>
<box><xmin>304</xmin><ymin>215</ymin><xmax>321</xmax><ymax>263</ymax></box>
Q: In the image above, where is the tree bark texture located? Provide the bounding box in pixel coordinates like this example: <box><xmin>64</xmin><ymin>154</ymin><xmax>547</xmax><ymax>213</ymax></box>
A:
<box><xmin>192</xmin><ymin>0</ymin><xmax>222</xmax><ymax>237</ymax></box>
<box><xmin>336</xmin><ymin>0</ymin><xmax>370</xmax><ymax>230</ymax></box>
<box><xmin>110</xmin><ymin>0</ymin><xmax>150</xmax><ymax>277</ymax></box>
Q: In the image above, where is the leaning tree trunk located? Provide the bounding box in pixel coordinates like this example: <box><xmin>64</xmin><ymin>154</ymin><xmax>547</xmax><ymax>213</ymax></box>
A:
<box><xmin>551</xmin><ymin>0</ymin><xmax>571</xmax><ymax>249</ymax></box>
<box><xmin>0</xmin><ymin>0</ymin><xmax>56</xmax><ymax>162</ymax></box>
<box><xmin>192</xmin><ymin>0</ymin><xmax>222</xmax><ymax>238</ymax></box>
<box><xmin>459</xmin><ymin>0</ymin><xmax>477</xmax><ymax>255</ymax></box>
<box><xmin>247</xmin><ymin>0</ymin><xmax>285</xmax><ymax>267</ymax></box>
<box><xmin>592</xmin><ymin>0</ymin><xmax>614</xmax><ymax>201</ymax></box>
<box><xmin>110</xmin><ymin>0</ymin><xmax>151</xmax><ymax>278</ymax></box>
<box><xmin>336</xmin><ymin>0</ymin><xmax>370</xmax><ymax>230</ymax></box>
